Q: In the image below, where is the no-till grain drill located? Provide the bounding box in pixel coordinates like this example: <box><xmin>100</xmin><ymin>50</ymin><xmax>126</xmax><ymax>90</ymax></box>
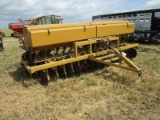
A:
<box><xmin>21</xmin><ymin>21</ymin><xmax>142</xmax><ymax>85</ymax></box>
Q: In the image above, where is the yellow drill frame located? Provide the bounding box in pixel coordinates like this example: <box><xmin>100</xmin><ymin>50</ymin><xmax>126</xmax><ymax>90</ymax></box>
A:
<box><xmin>21</xmin><ymin>36</ymin><xmax>142</xmax><ymax>79</ymax></box>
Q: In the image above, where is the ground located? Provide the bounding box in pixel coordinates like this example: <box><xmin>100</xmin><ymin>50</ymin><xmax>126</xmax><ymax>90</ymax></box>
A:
<box><xmin>0</xmin><ymin>29</ymin><xmax>160</xmax><ymax>119</ymax></box>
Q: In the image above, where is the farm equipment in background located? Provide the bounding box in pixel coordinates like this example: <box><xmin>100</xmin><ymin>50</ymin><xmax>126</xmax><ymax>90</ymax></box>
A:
<box><xmin>8</xmin><ymin>22</ymin><xmax>24</xmax><ymax>37</ymax></box>
<box><xmin>26</xmin><ymin>15</ymin><xmax>62</xmax><ymax>25</ymax></box>
<box><xmin>128</xmin><ymin>32</ymin><xmax>160</xmax><ymax>43</ymax></box>
<box><xmin>8</xmin><ymin>15</ymin><xmax>63</xmax><ymax>44</ymax></box>
<box><xmin>21</xmin><ymin>21</ymin><xmax>142</xmax><ymax>85</ymax></box>
<box><xmin>0</xmin><ymin>30</ymin><xmax>5</xmax><ymax>51</ymax></box>
<box><xmin>93</xmin><ymin>8</ymin><xmax>160</xmax><ymax>43</ymax></box>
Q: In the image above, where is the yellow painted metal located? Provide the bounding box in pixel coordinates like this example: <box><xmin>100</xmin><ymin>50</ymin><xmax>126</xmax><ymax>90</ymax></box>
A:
<box><xmin>23</xmin><ymin>21</ymin><xmax>134</xmax><ymax>49</ymax></box>
<box><xmin>113</xmin><ymin>48</ymin><xmax>141</xmax><ymax>71</ymax></box>
<box><xmin>96</xmin><ymin>23</ymin><xmax>134</xmax><ymax>37</ymax></box>
<box><xmin>22</xmin><ymin>21</ymin><xmax>142</xmax><ymax>78</ymax></box>
<box><xmin>90</xmin><ymin>57</ymin><xmax>141</xmax><ymax>73</ymax></box>
<box><xmin>22</xmin><ymin>55</ymin><xmax>88</xmax><ymax>74</ymax></box>
<box><xmin>30</xmin><ymin>26</ymin><xmax>97</xmax><ymax>47</ymax></box>
<box><xmin>25</xmin><ymin>22</ymin><xmax>91</xmax><ymax>30</ymax></box>
<box><xmin>21</xmin><ymin>39</ymin><xmax>139</xmax><ymax>74</ymax></box>
<box><xmin>25</xmin><ymin>21</ymin><xmax>129</xmax><ymax>31</ymax></box>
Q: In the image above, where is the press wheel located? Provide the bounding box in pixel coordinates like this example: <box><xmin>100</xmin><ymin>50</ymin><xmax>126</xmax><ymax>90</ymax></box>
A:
<box><xmin>40</xmin><ymin>70</ymin><xmax>48</xmax><ymax>86</ymax></box>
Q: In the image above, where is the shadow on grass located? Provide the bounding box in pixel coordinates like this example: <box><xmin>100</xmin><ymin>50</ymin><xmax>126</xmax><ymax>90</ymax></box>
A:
<box><xmin>95</xmin><ymin>69</ymin><xmax>135</xmax><ymax>86</ymax></box>
<box><xmin>9</xmin><ymin>66</ymin><xmax>38</xmax><ymax>87</ymax></box>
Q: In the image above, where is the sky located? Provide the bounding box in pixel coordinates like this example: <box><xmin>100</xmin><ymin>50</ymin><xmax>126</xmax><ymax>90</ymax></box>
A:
<box><xmin>0</xmin><ymin>0</ymin><xmax>160</xmax><ymax>28</ymax></box>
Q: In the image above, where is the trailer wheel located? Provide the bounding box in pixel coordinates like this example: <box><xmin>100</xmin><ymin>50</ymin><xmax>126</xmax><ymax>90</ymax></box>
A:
<box><xmin>125</xmin><ymin>48</ymin><xmax>137</xmax><ymax>59</ymax></box>
<box><xmin>131</xmin><ymin>48</ymin><xmax>137</xmax><ymax>58</ymax></box>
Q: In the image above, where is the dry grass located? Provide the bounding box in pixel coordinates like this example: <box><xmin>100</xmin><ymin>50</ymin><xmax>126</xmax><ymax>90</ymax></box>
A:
<box><xmin>0</xmin><ymin>28</ymin><xmax>13</xmax><ymax>37</ymax></box>
<box><xmin>0</xmin><ymin>33</ymin><xmax>160</xmax><ymax>119</ymax></box>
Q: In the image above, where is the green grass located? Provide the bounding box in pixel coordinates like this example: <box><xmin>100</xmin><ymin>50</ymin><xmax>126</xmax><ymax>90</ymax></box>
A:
<box><xmin>0</xmin><ymin>33</ymin><xmax>160</xmax><ymax>119</ymax></box>
<box><xmin>0</xmin><ymin>28</ymin><xmax>13</xmax><ymax>37</ymax></box>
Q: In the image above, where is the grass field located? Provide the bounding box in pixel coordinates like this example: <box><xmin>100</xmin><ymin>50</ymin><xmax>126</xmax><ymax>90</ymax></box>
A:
<box><xmin>0</xmin><ymin>32</ymin><xmax>160</xmax><ymax>119</ymax></box>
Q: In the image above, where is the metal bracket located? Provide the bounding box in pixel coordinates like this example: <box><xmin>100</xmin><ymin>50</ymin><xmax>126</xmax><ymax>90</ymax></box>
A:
<box><xmin>47</xmin><ymin>29</ymin><xmax>50</xmax><ymax>35</ymax></box>
<box><xmin>83</xmin><ymin>26</ymin><xmax>86</xmax><ymax>31</ymax></box>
